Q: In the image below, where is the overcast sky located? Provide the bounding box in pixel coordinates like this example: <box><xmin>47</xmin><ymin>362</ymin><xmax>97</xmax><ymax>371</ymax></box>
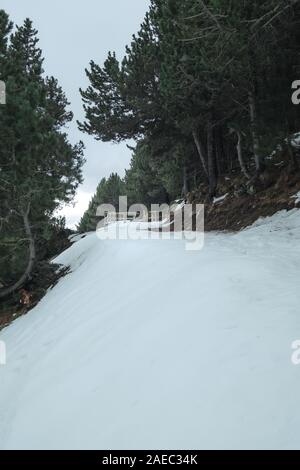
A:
<box><xmin>2</xmin><ymin>0</ymin><xmax>150</xmax><ymax>227</ymax></box>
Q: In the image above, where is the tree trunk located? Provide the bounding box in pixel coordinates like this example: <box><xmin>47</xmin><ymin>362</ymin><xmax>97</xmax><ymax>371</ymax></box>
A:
<box><xmin>207</xmin><ymin>117</ymin><xmax>217</xmax><ymax>200</ymax></box>
<box><xmin>215</xmin><ymin>125</ymin><xmax>225</xmax><ymax>176</ymax></box>
<box><xmin>286</xmin><ymin>118</ymin><xmax>299</xmax><ymax>171</ymax></box>
<box><xmin>192</xmin><ymin>129</ymin><xmax>208</xmax><ymax>178</ymax></box>
<box><xmin>287</xmin><ymin>135</ymin><xmax>299</xmax><ymax>171</ymax></box>
<box><xmin>182</xmin><ymin>165</ymin><xmax>189</xmax><ymax>197</ymax></box>
<box><xmin>0</xmin><ymin>205</ymin><xmax>36</xmax><ymax>300</ymax></box>
<box><xmin>231</xmin><ymin>128</ymin><xmax>250</xmax><ymax>179</ymax></box>
<box><xmin>249</xmin><ymin>90</ymin><xmax>262</xmax><ymax>172</ymax></box>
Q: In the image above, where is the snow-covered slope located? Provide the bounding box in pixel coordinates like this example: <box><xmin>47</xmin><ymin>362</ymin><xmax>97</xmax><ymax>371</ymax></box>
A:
<box><xmin>1</xmin><ymin>210</ymin><xmax>300</xmax><ymax>450</ymax></box>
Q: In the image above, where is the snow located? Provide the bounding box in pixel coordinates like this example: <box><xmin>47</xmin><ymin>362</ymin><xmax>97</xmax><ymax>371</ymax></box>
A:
<box><xmin>172</xmin><ymin>199</ymin><xmax>186</xmax><ymax>210</ymax></box>
<box><xmin>1</xmin><ymin>210</ymin><xmax>300</xmax><ymax>450</ymax></box>
<box><xmin>291</xmin><ymin>192</ymin><xmax>300</xmax><ymax>205</ymax></box>
<box><xmin>213</xmin><ymin>193</ymin><xmax>228</xmax><ymax>204</ymax></box>
<box><xmin>291</xmin><ymin>133</ymin><xmax>300</xmax><ymax>148</ymax></box>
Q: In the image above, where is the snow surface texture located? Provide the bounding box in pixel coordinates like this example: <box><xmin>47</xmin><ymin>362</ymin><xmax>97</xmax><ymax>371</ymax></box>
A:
<box><xmin>1</xmin><ymin>210</ymin><xmax>300</xmax><ymax>450</ymax></box>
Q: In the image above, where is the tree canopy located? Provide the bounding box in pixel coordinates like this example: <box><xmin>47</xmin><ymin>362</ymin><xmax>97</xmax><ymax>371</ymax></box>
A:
<box><xmin>80</xmin><ymin>0</ymin><xmax>300</xmax><ymax>201</ymax></box>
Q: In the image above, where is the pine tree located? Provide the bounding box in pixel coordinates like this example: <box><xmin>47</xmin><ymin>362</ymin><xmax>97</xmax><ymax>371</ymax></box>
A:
<box><xmin>0</xmin><ymin>13</ymin><xmax>84</xmax><ymax>298</ymax></box>
<box><xmin>79</xmin><ymin>0</ymin><xmax>300</xmax><ymax>203</ymax></box>
<box><xmin>125</xmin><ymin>141</ymin><xmax>170</xmax><ymax>206</ymax></box>
<box><xmin>77</xmin><ymin>174</ymin><xmax>125</xmax><ymax>233</ymax></box>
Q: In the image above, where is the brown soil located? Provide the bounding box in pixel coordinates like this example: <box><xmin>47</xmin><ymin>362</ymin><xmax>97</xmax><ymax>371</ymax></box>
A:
<box><xmin>0</xmin><ymin>265</ymin><xmax>70</xmax><ymax>332</ymax></box>
<box><xmin>188</xmin><ymin>155</ymin><xmax>300</xmax><ymax>232</ymax></box>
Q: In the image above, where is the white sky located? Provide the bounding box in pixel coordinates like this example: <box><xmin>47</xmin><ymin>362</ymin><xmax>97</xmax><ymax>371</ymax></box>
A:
<box><xmin>1</xmin><ymin>0</ymin><xmax>150</xmax><ymax>228</ymax></box>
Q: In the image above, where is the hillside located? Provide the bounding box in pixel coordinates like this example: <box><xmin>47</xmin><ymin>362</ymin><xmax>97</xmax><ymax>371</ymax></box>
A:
<box><xmin>1</xmin><ymin>211</ymin><xmax>300</xmax><ymax>450</ymax></box>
